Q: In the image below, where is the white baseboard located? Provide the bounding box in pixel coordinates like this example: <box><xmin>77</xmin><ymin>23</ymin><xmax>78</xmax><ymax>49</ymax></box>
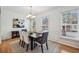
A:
<box><xmin>49</xmin><ymin>39</ymin><xmax>79</xmax><ymax>49</ymax></box>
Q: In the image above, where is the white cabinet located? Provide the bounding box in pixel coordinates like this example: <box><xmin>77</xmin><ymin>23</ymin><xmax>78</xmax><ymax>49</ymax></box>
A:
<box><xmin>61</xmin><ymin>9</ymin><xmax>79</xmax><ymax>41</ymax></box>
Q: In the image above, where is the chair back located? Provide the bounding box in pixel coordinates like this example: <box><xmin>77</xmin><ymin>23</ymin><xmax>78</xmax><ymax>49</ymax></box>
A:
<box><xmin>41</xmin><ymin>32</ymin><xmax>48</xmax><ymax>44</ymax></box>
<box><xmin>19</xmin><ymin>30</ymin><xmax>23</xmax><ymax>40</ymax></box>
<box><xmin>22</xmin><ymin>31</ymin><xmax>29</xmax><ymax>44</ymax></box>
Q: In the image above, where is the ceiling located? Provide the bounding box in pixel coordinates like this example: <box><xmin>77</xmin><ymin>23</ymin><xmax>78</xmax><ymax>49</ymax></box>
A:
<box><xmin>2</xmin><ymin>6</ymin><xmax>57</xmax><ymax>15</ymax></box>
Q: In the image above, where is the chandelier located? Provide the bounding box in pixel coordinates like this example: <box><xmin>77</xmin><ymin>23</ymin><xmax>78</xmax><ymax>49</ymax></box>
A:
<box><xmin>26</xmin><ymin>6</ymin><xmax>36</xmax><ymax>20</ymax></box>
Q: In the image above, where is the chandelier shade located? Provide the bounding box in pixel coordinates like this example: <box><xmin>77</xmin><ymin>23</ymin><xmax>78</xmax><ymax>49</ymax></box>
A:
<box><xmin>26</xmin><ymin>6</ymin><xmax>36</xmax><ymax>20</ymax></box>
<box><xmin>26</xmin><ymin>14</ymin><xmax>36</xmax><ymax>20</ymax></box>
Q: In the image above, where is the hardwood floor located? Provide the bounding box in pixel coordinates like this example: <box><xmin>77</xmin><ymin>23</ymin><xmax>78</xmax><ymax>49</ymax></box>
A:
<box><xmin>0</xmin><ymin>38</ymin><xmax>19</xmax><ymax>53</ymax></box>
<box><xmin>0</xmin><ymin>42</ymin><xmax>12</xmax><ymax>53</ymax></box>
<box><xmin>60</xmin><ymin>44</ymin><xmax>79</xmax><ymax>53</ymax></box>
<box><xmin>0</xmin><ymin>38</ymin><xmax>79</xmax><ymax>53</ymax></box>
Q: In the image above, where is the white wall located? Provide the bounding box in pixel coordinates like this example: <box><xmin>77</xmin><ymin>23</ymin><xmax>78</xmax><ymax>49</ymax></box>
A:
<box><xmin>1</xmin><ymin>7</ymin><xmax>29</xmax><ymax>40</ymax></box>
<box><xmin>37</xmin><ymin>6</ymin><xmax>79</xmax><ymax>48</ymax></box>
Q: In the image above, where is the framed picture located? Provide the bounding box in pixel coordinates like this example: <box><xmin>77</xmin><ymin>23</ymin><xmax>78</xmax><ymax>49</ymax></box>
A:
<box><xmin>13</xmin><ymin>18</ymin><xmax>25</xmax><ymax>28</ymax></box>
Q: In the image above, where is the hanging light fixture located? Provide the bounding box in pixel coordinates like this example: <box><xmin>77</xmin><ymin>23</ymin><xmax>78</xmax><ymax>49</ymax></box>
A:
<box><xmin>26</xmin><ymin>6</ymin><xmax>36</xmax><ymax>32</ymax></box>
<box><xmin>26</xmin><ymin>6</ymin><xmax>36</xmax><ymax>20</ymax></box>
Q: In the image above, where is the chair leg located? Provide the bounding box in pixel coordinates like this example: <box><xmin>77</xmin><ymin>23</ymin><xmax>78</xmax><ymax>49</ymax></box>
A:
<box><xmin>26</xmin><ymin>44</ymin><xmax>29</xmax><ymax>51</ymax></box>
<box><xmin>22</xmin><ymin>41</ymin><xmax>25</xmax><ymax>48</ymax></box>
<box><xmin>19</xmin><ymin>40</ymin><xmax>21</xmax><ymax>45</ymax></box>
<box><xmin>41</xmin><ymin>44</ymin><xmax>43</xmax><ymax>53</ymax></box>
<box><xmin>21</xmin><ymin>41</ymin><xmax>23</xmax><ymax>47</ymax></box>
<box><xmin>46</xmin><ymin>42</ymin><xmax>48</xmax><ymax>50</ymax></box>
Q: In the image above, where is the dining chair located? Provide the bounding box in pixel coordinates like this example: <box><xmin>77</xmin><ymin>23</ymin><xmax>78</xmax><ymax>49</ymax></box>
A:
<box><xmin>35</xmin><ymin>31</ymin><xmax>49</xmax><ymax>53</ymax></box>
<box><xmin>19</xmin><ymin>30</ymin><xmax>24</xmax><ymax>47</ymax></box>
<box><xmin>22</xmin><ymin>31</ymin><xmax>30</xmax><ymax>51</ymax></box>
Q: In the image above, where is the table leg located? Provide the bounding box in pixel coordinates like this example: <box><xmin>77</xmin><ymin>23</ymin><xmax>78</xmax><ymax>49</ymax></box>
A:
<box><xmin>30</xmin><ymin>37</ymin><xmax>38</xmax><ymax>51</ymax></box>
<box><xmin>31</xmin><ymin>38</ymin><xmax>34</xmax><ymax>50</ymax></box>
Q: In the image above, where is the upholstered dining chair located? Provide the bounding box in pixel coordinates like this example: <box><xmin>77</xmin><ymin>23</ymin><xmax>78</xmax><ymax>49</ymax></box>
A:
<box><xmin>19</xmin><ymin>30</ymin><xmax>24</xmax><ymax>47</ymax></box>
<box><xmin>22</xmin><ymin>31</ymin><xmax>30</xmax><ymax>51</ymax></box>
<box><xmin>35</xmin><ymin>31</ymin><xmax>49</xmax><ymax>53</ymax></box>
